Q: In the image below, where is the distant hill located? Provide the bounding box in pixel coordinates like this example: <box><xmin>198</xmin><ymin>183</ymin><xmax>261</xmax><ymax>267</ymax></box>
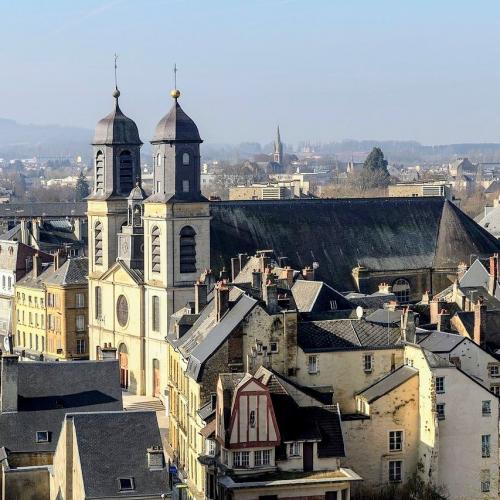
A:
<box><xmin>0</xmin><ymin>118</ymin><xmax>92</xmax><ymax>160</ymax></box>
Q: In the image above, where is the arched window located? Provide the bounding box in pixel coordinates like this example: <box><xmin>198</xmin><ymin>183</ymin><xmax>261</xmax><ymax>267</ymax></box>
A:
<box><xmin>94</xmin><ymin>222</ymin><xmax>103</xmax><ymax>265</ymax></box>
<box><xmin>182</xmin><ymin>152</ymin><xmax>190</xmax><ymax>165</ymax></box>
<box><xmin>180</xmin><ymin>226</ymin><xmax>196</xmax><ymax>274</ymax></box>
<box><xmin>151</xmin><ymin>226</ymin><xmax>161</xmax><ymax>273</ymax></box>
<box><xmin>95</xmin><ymin>151</ymin><xmax>104</xmax><ymax>191</ymax></box>
<box><xmin>393</xmin><ymin>278</ymin><xmax>411</xmax><ymax>304</ymax></box>
<box><xmin>152</xmin><ymin>295</ymin><xmax>160</xmax><ymax>332</ymax></box>
<box><xmin>156</xmin><ymin>153</ymin><xmax>162</xmax><ymax>167</ymax></box>
<box><xmin>133</xmin><ymin>204</ymin><xmax>142</xmax><ymax>227</ymax></box>
<box><xmin>119</xmin><ymin>150</ymin><xmax>134</xmax><ymax>194</ymax></box>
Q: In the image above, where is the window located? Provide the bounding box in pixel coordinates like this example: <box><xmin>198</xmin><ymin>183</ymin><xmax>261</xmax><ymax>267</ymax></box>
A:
<box><xmin>95</xmin><ymin>286</ymin><xmax>102</xmax><ymax>320</ymax></box>
<box><xmin>222</xmin><ymin>449</ymin><xmax>228</xmax><ymax>465</ymax></box>
<box><xmin>388</xmin><ymin>460</ymin><xmax>402</xmax><ymax>483</ymax></box>
<box><xmin>489</xmin><ymin>365</ymin><xmax>500</xmax><ymax>377</ymax></box>
<box><xmin>206</xmin><ymin>439</ymin><xmax>216</xmax><ymax>456</ymax></box>
<box><xmin>179</xmin><ymin>226</ymin><xmax>196</xmax><ymax>274</ymax></box>
<box><xmin>329</xmin><ymin>300</ymin><xmax>338</xmax><ymax>310</ymax></box>
<box><xmin>94</xmin><ymin>221</ymin><xmax>103</xmax><ymax>265</ymax></box>
<box><xmin>482</xmin><ymin>435</ymin><xmax>491</xmax><ymax>458</ymax></box>
<box><xmin>389</xmin><ymin>431</ymin><xmax>403</xmax><ymax>452</ymax></box>
<box><xmin>490</xmin><ymin>385</ymin><xmax>500</xmax><ymax>396</ymax></box>
<box><xmin>435</xmin><ymin>376</ymin><xmax>445</xmax><ymax>394</ymax></box>
<box><xmin>75</xmin><ymin>293</ymin><xmax>85</xmax><ymax>308</ymax></box>
<box><xmin>2</xmin><ymin>276</ymin><xmax>5</xmax><ymax>289</ymax></box>
<box><xmin>363</xmin><ymin>354</ymin><xmax>373</xmax><ymax>373</ymax></box>
<box><xmin>233</xmin><ymin>451</ymin><xmax>250</xmax><ymax>468</ymax></box>
<box><xmin>118</xmin><ymin>478</ymin><xmax>135</xmax><ymax>491</ymax></box>
<box><xmin>152</xmin><ymin>295</ymin><xmax>160</xmax><ymax>332</ymax></box>
<box><xmin>182</xmin><ymin>180</ymin><xmax>190</xmax><ymax>192</ymax></box>
<box><xmin>255</xmin><ymin>449</ymin><xmax>270</xmax><ymax>467</ymax></box>
<box><xmin>36</xmin><ymin>431</ymin><xmax>49</xmax><ymax>443</ymax></box>
<box><xmin>76</xmin><ymin>315</ymin><xmax>85</xmax><ymax>332</ymax></box>
<box><xmin>289</xmin><ymin>442</ymin><xmax>301</xmax><ymax>457</ymax></box>
<box><xmin>393</xmin><ymin>278</ymin><xmax>410</xmax><ymax>303</ymax></box>
<box><xmin>436</xmin><ymin>403</ymin><xmax>445</xmax><ymax>420</ymax></box>
<box><xmin>481</xmin><ymin>470</ymin><xmax>491</xmax><ymax>493</ymax></box>
<box><xmin>308</xmin><ymin>355</ymin><xmax>318</xmax><ymax>374</ymax></box>
<box><xmin>249</xmin><ymin>410</ymin><xmax>256</xmax><ymax>428</ymax></box>
<box><xmin>182</xmin><ymin>152</ymin><xmax>190</xmax><ymax>165</ymax></box>
<box><xmin>8</xmin><ymin>277</ymin><xmax>11</xmax><ymax>289</ymax></box>
<box><xmin>119</xmin><ymin>151</ymin><xmax>134</xmax><ymax>195</ymax></box>
<box><xmin>151</xmin><ymin>226</ymin><xmax>161</xmax><ymax>273</ymax></box>
<box><xmin>482</xmin><ymin>400</ymin><xmax>492</xmax><ymax>416</ymax></box>
<box><xmin>116</xmin><ymin>295</ymin><xmax>129</xmax><ymax>327</ymax></box>
<box><xmin>95</xmin><ymin>151</ymin><xmax>104</xmax><ymax>191</ymax></box>
<box><xmin>270</xmin><ymin>342</ymin><xmax>278</xmax><ymax>353</ymax></box>
<box><xmin>77</xmin><ymin>339</ymin><xmax>86</xmax><ymax>354</ymax></box>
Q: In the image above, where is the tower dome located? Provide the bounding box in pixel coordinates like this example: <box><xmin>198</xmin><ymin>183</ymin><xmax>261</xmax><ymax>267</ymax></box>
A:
<box><xmin>151</xmin><ymin>91</ymin><xmax>201</xmax><ymax>143</ymax></box>
<box><xmin>93</xmin><ymin>89</ymin><xmax>142</xmax><ymax>146</ymax></box>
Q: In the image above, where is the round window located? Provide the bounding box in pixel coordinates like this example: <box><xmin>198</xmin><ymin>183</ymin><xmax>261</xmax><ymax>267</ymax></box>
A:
<box><xmin>116</xmin><ymin>294</ymin><xmax>129</xmax><ymax>327</ymax></box>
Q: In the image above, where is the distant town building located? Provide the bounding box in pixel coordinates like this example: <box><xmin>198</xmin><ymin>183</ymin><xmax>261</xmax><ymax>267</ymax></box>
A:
<box><xmin>388</xmin><ymin>181</ymin><xmax>452</xmax><ymax>200</ymax></box>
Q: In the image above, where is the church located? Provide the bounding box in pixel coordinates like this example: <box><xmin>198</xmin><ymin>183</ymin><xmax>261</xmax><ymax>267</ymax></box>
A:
<box><xmin>87</xmin><ymin>84</ymin><xmax>500</xmax><ymax>398</ymax></box>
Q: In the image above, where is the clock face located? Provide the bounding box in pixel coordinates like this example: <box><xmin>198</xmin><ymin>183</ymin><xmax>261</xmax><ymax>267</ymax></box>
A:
<box><xmin>116</xmin><ymin>294</ymin><xmax>129</xmax><ymax>327</ymax></box>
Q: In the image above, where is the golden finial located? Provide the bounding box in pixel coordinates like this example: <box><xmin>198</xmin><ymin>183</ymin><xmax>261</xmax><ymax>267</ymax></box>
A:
<box><xmin>171</xmin><ymin>63</ymin><xmax>180</xmax><ymax>99</ymax></box>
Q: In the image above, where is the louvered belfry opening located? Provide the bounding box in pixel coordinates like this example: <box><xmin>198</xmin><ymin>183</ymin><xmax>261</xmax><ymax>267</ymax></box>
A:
<box><xmin>119</xmin><ymin>150</ymin><xmax>134</xmax><ymax>195</ymax></box>
<box><xmin>151</xmin><ymin>226</ymin><xmax>161</xmax><ymax>273</ymax></box>
<box><xmin>179</xmin><ymin>226</ymin><xmax>196</xmax><ymax>274</ymax></box>
<box><xmin>95</xmin><ymin>151</ymin><xmax>104</xmax><ymax>192</ymax></box>
<box><xmin>94</xmin><ymin>221</ymin><xmax>103</xmax><ymax>265</ymax></box>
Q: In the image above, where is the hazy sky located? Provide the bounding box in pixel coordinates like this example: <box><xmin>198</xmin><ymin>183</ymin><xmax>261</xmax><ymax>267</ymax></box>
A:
<box><xmin>2</xmin><ymin>0</ymin><xmax>500</xmax><ymax>145</ymax></box>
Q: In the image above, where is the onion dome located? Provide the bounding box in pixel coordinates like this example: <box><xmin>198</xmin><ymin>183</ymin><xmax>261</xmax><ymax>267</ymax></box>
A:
<box><xmin>151</xmin><ymin>89</ymin><xmax>202</xmax><ymax>144</ymax></box>
<box><xmin>93</xmin><ymin>88</ymin><xmax>142</xmax><ymax>146</ymax></box>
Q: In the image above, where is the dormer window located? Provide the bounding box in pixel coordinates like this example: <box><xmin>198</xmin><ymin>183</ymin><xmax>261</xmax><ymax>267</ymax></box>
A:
<box><xmin>36</xmin><ymin>431</ymin><xmax>49</xmax><ymax>443</ymax></box>
<box><xmin>118</xmin><ymin>478</ymin><xmax>134</xmax><ymax>491</ymax></box>
<box><xmin>182</xmin><ymin>152</ymin><xmax>190</xmax><ymax>165</ymax></box>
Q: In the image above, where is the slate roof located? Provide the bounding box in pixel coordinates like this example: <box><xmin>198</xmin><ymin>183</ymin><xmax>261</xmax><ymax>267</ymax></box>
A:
<box><xmin>176</xmin><ymin>289</ymin><xmax>258</xmax><ymax>381</ymax></box>
<box><xmin>423</xmin><ymin>350</ymin><xmax>454</xmax><ymax>368</ymax></box>
<box><xmin>344</xmin><ymin>291</ymin><xmax>397</xmax><ymax>309</ymax></box>
<box><xmin>291</xmin><ymin>280</ymin><xmax>353</xmax><ymax>313</ymax></box>
<box><xmin>44</xmin><ymin>257</ymin><xmax>88</xmax><ymax>286</ymax></box>
<box><xmin>357</xmin><ymin>365</ymin><xmax>418</xmax><ymax>403</ymax></box>
<box><xmin>0</xmin><ymin>202</ymin><xmax>87</xmax><ymax>219</ymax></box>
<box><xmin>210</xmin><ymin>198</ymin><xmax>500</xmax><ymax>289</ymax></box>
<box><xmin>0</xmin><ymin>360</ymin><xmax>122</xmax><ymax>453</ymax></box>
<box><xmin>93</xmin><ymin>94</ymin><xmax>142</xmax><ymax>146</ymax></box>
<box><xmin>458</xmin><ymin>258</ymin><xmax>490</xmax><ymax>289</ymax></box>
<box><xmin>16</xmin><ymin>263</ymin><xmax>56</xmax><ymax>289</ymax></box>
<box><xmin>418</xmin><ymin>330</ymin><xmax>466</xmax><ymax>352</ymax></box>
<box><xmin>364</xmin><ymin>309</ymin><xmax>401</xmax><ymax>325</ymax></box>
<box><xmin>152</xmin><ymin>100</ymin><xmax>202</xmax><ymax>143</ymax></box>
<box><xmin>298</xmin><ymin>318</ymin><xmax>402</xmax><ymax>352</ymax></box>
<box><xmin>70</xmin><ymin>411</ymin><xmax>169</xmax><ymax>498</ymax></box>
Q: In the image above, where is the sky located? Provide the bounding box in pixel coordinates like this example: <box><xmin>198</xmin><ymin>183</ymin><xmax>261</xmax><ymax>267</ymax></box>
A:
<box><xmin>1</xmin><ymin>0</ymin><xmax>500</xmax><ymax>146</ymax></box>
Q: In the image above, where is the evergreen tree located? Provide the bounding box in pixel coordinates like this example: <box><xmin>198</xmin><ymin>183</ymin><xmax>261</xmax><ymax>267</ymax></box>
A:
<box><xmin>359</xmin><ymin>147</ymin><xmax>391</xmax><ymax>189</ymax></box>
<box><xmin>75</xmin><ymin>171</ymin><xmax>90</xmax><ymax>200</ymax></box>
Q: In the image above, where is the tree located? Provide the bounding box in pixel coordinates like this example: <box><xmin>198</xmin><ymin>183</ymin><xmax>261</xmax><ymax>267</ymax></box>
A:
<box><xmin>359</xmin><ymin>147</ymin><xmax>391</xmax><ymax>190</ymax></box>
<box><xmin>75</xmin><ymin>171</ymin><xmax>90</xmax><ymax>201</ymax></box>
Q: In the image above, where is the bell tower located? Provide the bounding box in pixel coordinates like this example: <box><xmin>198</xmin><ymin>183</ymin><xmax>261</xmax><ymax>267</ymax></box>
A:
<box><xmin>87</xmin><ymin>87</ymin><xmax>143</xmax><ymax>276</ymax></box>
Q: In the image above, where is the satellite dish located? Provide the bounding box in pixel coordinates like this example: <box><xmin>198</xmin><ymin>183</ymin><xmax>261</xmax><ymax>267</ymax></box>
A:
<box><xmin>356</xmin><ymin>306</ymin><xmax>364</xmax><ymax>319</ymax></box>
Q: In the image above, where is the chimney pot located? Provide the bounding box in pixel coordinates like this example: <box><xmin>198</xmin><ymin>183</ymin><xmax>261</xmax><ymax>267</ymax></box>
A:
<box><xmin>194</xmin><ymin>281</ymin><xmax>208</xmax><ymax>314</ymax></box>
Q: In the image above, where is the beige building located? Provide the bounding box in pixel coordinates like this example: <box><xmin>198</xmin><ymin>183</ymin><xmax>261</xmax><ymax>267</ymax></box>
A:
<box><xmin>388</xmin><ymin>181</ymin><xmax>452</xmax><ymax>200</ymax></box>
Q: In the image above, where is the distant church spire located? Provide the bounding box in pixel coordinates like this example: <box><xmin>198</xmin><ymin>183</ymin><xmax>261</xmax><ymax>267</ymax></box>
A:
<box><xmin>273</xmin><ymin>125</ymin><xmax>283</xmax><ymax>165</ymax></box>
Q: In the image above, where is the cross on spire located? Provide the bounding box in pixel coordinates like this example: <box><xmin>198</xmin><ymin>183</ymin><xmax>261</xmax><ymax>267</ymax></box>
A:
<box><xmin>173</xmin><ymin>63</ymin><xmax>178</xmax><ymax>89</ymax></box>
<box><xmin>114</xmin><ymin>53</ymin><xmax>119</xmax><ymax>90</ymax></box>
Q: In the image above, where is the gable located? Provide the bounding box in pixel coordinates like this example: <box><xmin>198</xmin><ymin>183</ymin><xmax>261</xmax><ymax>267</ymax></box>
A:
<box><xmin>99</xmin><ymin>261</ymin><xmax>142</xmax><ymax>286</ymax></box>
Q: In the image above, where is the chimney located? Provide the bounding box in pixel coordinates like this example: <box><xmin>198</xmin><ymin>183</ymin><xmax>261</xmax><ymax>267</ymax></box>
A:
<box><xmin>231</xmin><ymin>257</ymin><xmax>240</xmax><ymax>282</ymax></box>
<box><xmin>32</xmin><ymin>253</ymin><xmax>41</xmax><ymax>278</ymax></box>
<box><xmin>238</xmin><ymin>253</ymin><xmax>249</xmax><ymax>271</ymax></box>
<box><xmin>147</xmin><ymin>446</ymin><xmax>165</xmax><ymax>470</ymax></box>
<box><xmin>488</xmin><ymin>254</ymin><xmax>498</xmax><ymax>296</ymax></box>
<box><xmin>281</xmin><ymin>266</ymin><xmax>294</xmax><ymax>287</ymax></box>
<box><xmin>252</xmin><ymin>270</ymin><xmax>262</xmax><ymax>292</ymax></box>
<box><xmin>54</xmin><ymin>250</ymin><xmax>68</xmax><ymax>271</ymax></box>
<box><xmin>474</xmin><ymin>298</ymin><xmax>487</xmax><ymax>346</ymax></box>
<box><xmin>215</xmin><ymin>281</ymin><xmax>230</xmax><ymax>322</ymax></box>
<box><xmin>437</xmin><ymin>309</ymin><xmax>451</xmax><ymax>332</ymax></box>
<box><xmin>421</xmin><ymin>290</ymin><xmax>432</xmax><ymax>305</ymax></box>
<box><xmin>1</xmin><ymin>355</ymin><xmax>19</xmax><ymax>413</ymax></box>
<box><xmin>378</xmin><ymin>283</ymin><xmax>392</xmax><ymax>294</ymax></box>
<box><xmin>219</xmin><ymin>267</ymin><xmax>229</xmax><ymax>281</ymax></box>
<box><xmin>430</xmin><ymin>299</ymin><xmax>445</xmax><ymax>324</ymax></box>
<box><xmin>257</xmin><ymin>252</ymin><xmax>270</xmax><ymax>272</ymax></box>
<box><xmin>457</xmin><ymin>261</ymin><xmax>468</xmax><ymax>282</ymax></box>
<box><xmin>194</xmin><ymin>281</ymin><xmax>208</xmax><ymax>314</ymax></box>
<box><xmin>263</xmin><ymin>280</ymin><xmax>279</xmax><ymax>313</ymax></box>
<box><xmin>302</xmin><ymin>266</ymin><xmax>314</xmax><ymax>281</ymax></box>
<box><xmin>99</xmin><ymin>343</ymin><xmax>117</xmax><ymax>360</ymax></box>
<box><xmin>277</xmin><ymin>256</ymin><xmax>288</xmax><ymax>268</ymax></box>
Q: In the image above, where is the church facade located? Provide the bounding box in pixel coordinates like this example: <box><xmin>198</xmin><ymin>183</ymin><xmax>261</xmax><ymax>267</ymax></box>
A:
<box><xmin>88</xmin><ymin>86</ymin><xmax>209</xmax><ymax>397</ymax></box>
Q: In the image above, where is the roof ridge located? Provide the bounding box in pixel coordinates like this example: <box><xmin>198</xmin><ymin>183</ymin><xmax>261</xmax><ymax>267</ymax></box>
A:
<box><xmin>349</xmin><ymin>320</ymin><xmax>362</xmax><ymax>346</ymax></box>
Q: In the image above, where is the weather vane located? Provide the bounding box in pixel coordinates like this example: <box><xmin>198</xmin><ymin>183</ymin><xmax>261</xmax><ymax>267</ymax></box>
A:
<box><xmin>114</xmin><ymin>53</ymin><xmax>119</xmax><ymax>89</ymax></box>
